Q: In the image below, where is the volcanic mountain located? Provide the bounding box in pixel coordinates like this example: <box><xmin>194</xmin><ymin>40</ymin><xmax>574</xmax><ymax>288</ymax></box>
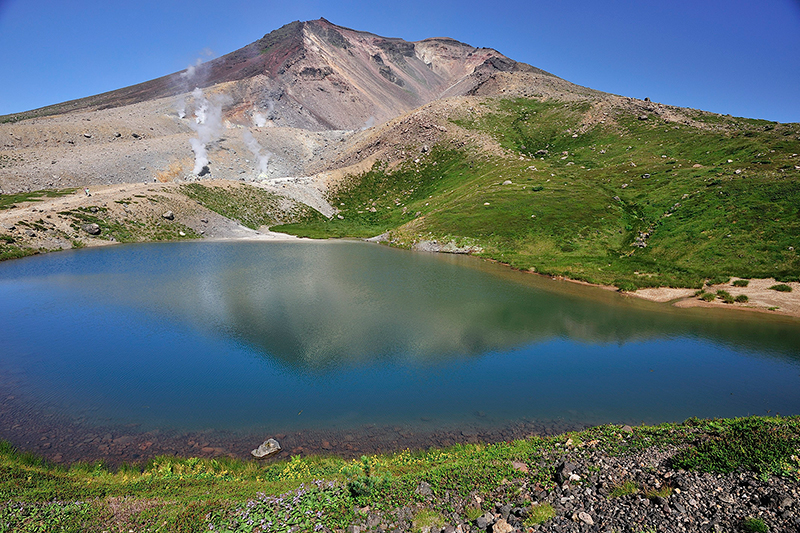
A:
<box><xmin>7</xmin><ymin>18</ymin><xmax>549</xmax><ymax>131</ymax></box>
<box><xmin>2</xmin><ymin>18</ymin><xmax>797</xmax><ymax>302</ymax></box>
<box><xmin>0</xmin><ymin>18</ymin><xmax>586</xmax><ymax>193</ymax></box>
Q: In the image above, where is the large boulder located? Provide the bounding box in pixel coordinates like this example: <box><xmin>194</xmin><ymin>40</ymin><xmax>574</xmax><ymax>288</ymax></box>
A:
<box><xmin>251</xmin><ymin>438</ymin><xmax>281</xmax><ymax>458</ymax></box>
<box><xmin>82</xmin><ymin>223</ymin><xmax>101</xmax><ymax>235</ymax></box>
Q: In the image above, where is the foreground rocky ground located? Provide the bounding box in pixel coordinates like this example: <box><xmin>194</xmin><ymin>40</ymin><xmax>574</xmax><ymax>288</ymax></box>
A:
<box><xmin>5</xmin><ymin>417</ymin><xmax>798</xmax><ymax>532</ymax></box>
<box><xmin>340</xmin><ymin>439</ymin><xmax>799</xmax><ymax>533</ymax></box>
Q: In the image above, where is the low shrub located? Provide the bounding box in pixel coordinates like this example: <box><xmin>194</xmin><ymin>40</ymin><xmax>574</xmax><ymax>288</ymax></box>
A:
<box><xmin>735</xmin><ymin>294</ymin><xmax>749</xmax><ymax>303</ymax></box>
<box><xmin>768</xmin><ymin>284</ymin><xmax>792</xmax><ymax>292</ymax></box>
<box><xmin>716</xmin><ymin>290</ymin><xmax>734</xmax><ymax>304</ymax></box>
<box><xmin>615</xmin><ymin>280</ymin><xmax>639</xmax><ymax>292</ymax></box>
<box><xmin>706</xmin><ymin>275</ymin><xmax>730</xmax><ymax>286</ymax></box>
<box><xmin>732</xmin><ymin>279</ymin><xmax>750</xmax><ymax>287</ymax></box>
<box><xmin>741</xmin><ymin>517</ymin><xmax>769</xmax><ymax>532</ymax></box>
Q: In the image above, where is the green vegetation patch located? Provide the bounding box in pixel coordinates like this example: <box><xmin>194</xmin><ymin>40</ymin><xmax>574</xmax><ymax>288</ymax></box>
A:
<box><xmin>277</xmin><ymin>96</ymin><xmax>800</xmax><ymax>289</ymax></box>
<box><xmin>0</xmin><ymin>188</ymin><xmax>76</xmax><ymax>210</ymax></box>
<box><xmin>670</xmin><ymin>417</ymin><xmax>800</xmax><ymax>475</ymax></box>
<box><xmin>769</xmin><ymin>283</ymin><xmax>792</xmax><ymax>292</ymax></box>
<box><xmin>181</xmin><ymin>183</ymin><xmax>321</xmax><ymax>230</ymax></box>
<box><xmin>0</xmin><ymin>239</ymin><xmax>35</xmax><ymax>261</ymax></box>
<box><xmin>608</xmin><ymin>480</ymin><xmax>639</xmax><ymax>498</ymax></box>
<box><xmin>524</xmin><ymin>502</ymin><xmax>555</xmax><ymax>525</ymax></box>
<box><xmin>58</xmin><ymin>206</ymin><xmax>199</xmax><ymax>243</ymax></box>
<box><xmin>741</xmin><ymin>517</ymin><xmax>770</xmax><ymax>533</ymax></box>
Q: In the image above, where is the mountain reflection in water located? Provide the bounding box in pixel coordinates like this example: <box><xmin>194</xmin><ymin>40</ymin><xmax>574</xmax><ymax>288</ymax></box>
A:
<box><xmin>0</xmin><ymin>240</ymin><xmax>798</xmax><ymax>435</ymax></box>
<box><xmin>91</xmin><ymin>240</ymin><xmax>799</xmax><ymax>369</ymax></box>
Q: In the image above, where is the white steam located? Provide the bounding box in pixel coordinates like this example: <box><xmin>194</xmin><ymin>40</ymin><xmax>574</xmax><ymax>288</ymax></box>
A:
<box><xmin>176</xmin><ymin>58</ymin><xmax>204</xmax><ymax>119</ymax></box>
<box><xmin>361</xmin><ymin>116</ymin><xmax>376</xmax><ymax>130</ymax></box>
<box><xmin>252</xmin><ymin>101</ymin><xmax>275</xmax><ymax>127</ymax></box>
<box><xmin>242</xmin><ymin>129</ymin><xmax>272</xmax><ymax>175</ymax></box>
<box><xmin>188</xmin><ymin>87</ymin><xmax>227</xmax><ymax>175</ymax></box>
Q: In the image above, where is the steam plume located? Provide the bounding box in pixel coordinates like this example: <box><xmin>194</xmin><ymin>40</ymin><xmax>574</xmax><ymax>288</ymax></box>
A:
<box><xmin>242</xmin><ymin>129</ymin><xmax>272</xmax><ymax>175</ymax></box>
<box><xmin>188</xmin><ymin>88</ymin><xmax>227</xmax><ymax>175</ymax></box>
<box><xmin>176</xmin><ymin>58</ymin><xmax>204</xmax><ymax>119</ymax></box>
<box><xmin>361</xmin><ymin>116</ymin><xmax>376</xmax><ymax>130</ymax></box>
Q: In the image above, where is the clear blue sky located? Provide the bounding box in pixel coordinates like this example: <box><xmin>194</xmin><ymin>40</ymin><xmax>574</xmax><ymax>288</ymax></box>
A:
<box><xmin>1</xmin><ymin>0</ymin><xmax>798</xmax><ymax>122</ymax></box>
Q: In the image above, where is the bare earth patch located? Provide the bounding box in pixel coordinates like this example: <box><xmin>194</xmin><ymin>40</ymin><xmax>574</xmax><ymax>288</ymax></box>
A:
<box><xmin>633</xmin><ymin>278</ymin><xmax>800</xmax><ymax>318</ymax></box>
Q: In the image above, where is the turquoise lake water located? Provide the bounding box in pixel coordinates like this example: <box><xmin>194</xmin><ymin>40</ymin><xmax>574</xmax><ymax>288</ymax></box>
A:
<box><xmin>0</xmin><ymin>240</ymin><xmax>799</xmax><ymax>448</ymax></box>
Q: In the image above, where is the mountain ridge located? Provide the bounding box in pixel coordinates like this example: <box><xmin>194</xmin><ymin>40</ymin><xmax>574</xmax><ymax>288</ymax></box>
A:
<box><xmin>1</xmin><ymin>18</ymin><xmax>545</xmax><ymax>130</ymax></box>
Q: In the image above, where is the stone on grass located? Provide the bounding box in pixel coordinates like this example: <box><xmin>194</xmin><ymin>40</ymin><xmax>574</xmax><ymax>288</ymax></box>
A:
<box><xmin>416</xmin><ymin>481</ymin><xmax>433</xmax><ymax>497</ymax></box>
<box><xmin>162</xmin><ymin>211</ymin><xmax>175</xmax><ymax>220</ymax></box>
<box><xmin>511</xmin><ymin>461</ymin><xmax>529</xmax><ymax>474</ymax></box>
<box><xmin>476</xmin><ymin>512</ymin><xmax>494</xmax><ymax>530</ymax></box>
<box><xmin>555</xmin><ymin>461</ymin><xmax>577</xmax><ymax>485</ymax></box>
<box><xmin>251</xmin><ymin>438</ymin><xmax>281</xmax><ymax>458</ymax></box>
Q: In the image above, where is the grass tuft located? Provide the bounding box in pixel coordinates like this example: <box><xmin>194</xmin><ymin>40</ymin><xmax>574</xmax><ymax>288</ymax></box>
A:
<box><xmin>741</xmin><ymin>517</ymin><xmax>769</xmax><ymax>532</ymax></box>
<box><xmin>524</xmin><ymin>502</ymin><xmax>555</xmax><ymax>525</ymax></box>
<box><xmin>608</xmin><ymin>480</ymin><xmax>639</xmax><ymax>498</ymax></box>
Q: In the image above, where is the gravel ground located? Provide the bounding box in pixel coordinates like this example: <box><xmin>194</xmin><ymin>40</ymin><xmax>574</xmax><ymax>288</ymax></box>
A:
<box><xmin>343</xmin><ymin>438</ymin><xmax>799</xmax><ymax>533</ymax></box>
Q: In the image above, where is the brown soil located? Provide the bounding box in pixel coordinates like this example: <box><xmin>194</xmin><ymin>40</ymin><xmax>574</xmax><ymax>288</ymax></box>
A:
<box><xmin>633</xmin><ymin>278</ymin><xmax>800</xmax><ymax>318</ymax></box>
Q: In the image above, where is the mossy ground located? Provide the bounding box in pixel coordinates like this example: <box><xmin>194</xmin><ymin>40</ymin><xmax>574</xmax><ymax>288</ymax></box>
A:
<box><xmin>181</xmin><ymin>183</ymin><xmax>320</xmax><ymax>229</ymax></box>
<box><xmin>2</xmin><ymin>416</ymin><xmax>798</xmax><ymax>532</ymax></box>
<box><xmin>277</xmin><ymin>97</ymin><xmax>800</xmax><ymax>289</ymax></box>
<box><xmin>0</xmin><ymin>188</ymin><xmax>76</xmax><ymax>210</ymax></box>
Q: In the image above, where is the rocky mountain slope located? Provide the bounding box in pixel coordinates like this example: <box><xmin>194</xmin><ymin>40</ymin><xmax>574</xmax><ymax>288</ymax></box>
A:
<box><xmin>0</xmin><ymin>18</ymin><xmax>580</xmax><ymax>195</ymax></box>
<box><xmin>4</xmin><ymin>18</ymin><xmax>542</xmax><ymax>129</ymax></box>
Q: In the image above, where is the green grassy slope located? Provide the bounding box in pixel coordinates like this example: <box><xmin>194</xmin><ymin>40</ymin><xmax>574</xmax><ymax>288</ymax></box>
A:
<box><xmin>277</xmin><ymin>98</ymin><xmax>800</xmax><ymax>289</ymax></box>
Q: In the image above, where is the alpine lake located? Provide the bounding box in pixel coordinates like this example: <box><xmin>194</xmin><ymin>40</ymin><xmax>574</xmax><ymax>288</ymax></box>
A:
<box><xmin>1</xmin><ymin>240</ymin><xmax>799</xmax><ymax>464</ymax></box>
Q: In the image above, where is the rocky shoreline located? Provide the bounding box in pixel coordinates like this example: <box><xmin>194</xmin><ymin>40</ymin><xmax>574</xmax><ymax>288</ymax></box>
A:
<box><xmin>0</xmin><ymin>385</ymin><xmax>591</xmax><ymax>466</ymax></box>
<box><xmin>343</xmin><ymin>460</ymin><xmax>798</xmax><ymax>533</ymax></box>
<box><xmin>328</xmin><ymin>433</ymin><xmax>800</xmax><ymax>533</ymax></box>
<box><xmin>3</xmin><ymin>415</ymin><xmax>799</xmax><ymax>532</ymax></box>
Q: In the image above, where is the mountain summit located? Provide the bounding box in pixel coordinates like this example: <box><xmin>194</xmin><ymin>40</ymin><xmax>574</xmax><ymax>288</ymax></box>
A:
<box><xmin>19</xmin><ymin>18</ymin><xmax>544</xmax><ymax>131</ymax></box>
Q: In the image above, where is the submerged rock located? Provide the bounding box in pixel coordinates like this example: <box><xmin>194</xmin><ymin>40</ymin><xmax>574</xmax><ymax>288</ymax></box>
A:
<box><xmin>251</xmin><ymin>438</ymin><xmax>281</xmax><ymax>458</ymax></box>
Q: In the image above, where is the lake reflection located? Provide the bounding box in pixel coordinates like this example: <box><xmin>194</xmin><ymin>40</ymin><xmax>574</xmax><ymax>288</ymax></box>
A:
<box><xmin>0</xmin><ymin>240</ymin><xmax>799</xmax><ymax>437</ymax></box>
